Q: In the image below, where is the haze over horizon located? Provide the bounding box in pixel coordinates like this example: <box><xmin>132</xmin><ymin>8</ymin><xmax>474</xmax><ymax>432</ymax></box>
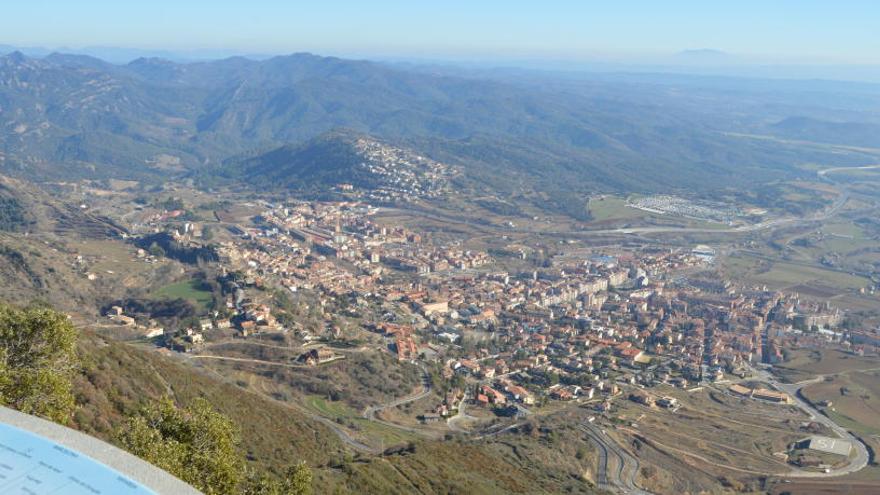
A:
<box><xmin>2</xmin><ymin>1</ymin><xmax>879</xmax><ymax>75</ymax></box>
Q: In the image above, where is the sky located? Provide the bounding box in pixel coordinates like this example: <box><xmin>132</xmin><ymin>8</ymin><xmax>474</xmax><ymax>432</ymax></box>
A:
<box><xmin>1</xmin><ymin>0</ymin><xmax>879</xmax><ymax>64</ymax></box>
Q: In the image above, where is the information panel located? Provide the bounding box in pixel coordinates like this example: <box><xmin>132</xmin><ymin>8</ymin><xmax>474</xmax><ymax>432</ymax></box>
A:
<box><xmin>0</xmin><ymin>423</ymin><xmax>155</xmax><ymax>494</ymax></box>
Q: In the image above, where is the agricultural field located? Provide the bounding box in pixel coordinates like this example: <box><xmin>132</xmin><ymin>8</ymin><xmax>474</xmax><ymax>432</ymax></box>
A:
<box><xmin>152</xmin><ymin>279</ymin><xmax>214</xmax><ymax>312</ymax></box>
<box><xmin>787</xmin><ymin>220</ymin><xmax>878</xmax><ymax>259</ymax></box>
<box><xmin>772</xmin><ymin>348</ymin><xmax>880</xmax><ymax>383</ymax></box>
<box><xmin>721</xmin><ymin>253</ymin><xmax>870</xmax><ymax>294</ymax></box>
<box><xmin>586</xmin><ymin>195</ymin><xmax>730</xmax><ymax>230</ymax></box>
<box><xmin>802</xmin><ymin>370</ymin><xmax>880</xmax><ymax>435</ymax></box>
<box><xmin>830</xmin><ymin>167</ymin><xmax>880</xmax><ymax>182</ymax></box>
<box><xmin>751</xmin><ymin>262</ymin><xmax>868</xmax><ymax>291</ymax></box>
<box><xmin>587</xmin><ymin>196</ymin><xmax>645</xmax><ymax>222</ymax></box>
<box><xmin>769</xmin><ymin>478</ymin><xmax>880</xmax><ymax>495</ymax></box>
<box><xmin>73</xmin><ymin>239</ymin><xmax>152</xmax><ymax>278</ymax></box>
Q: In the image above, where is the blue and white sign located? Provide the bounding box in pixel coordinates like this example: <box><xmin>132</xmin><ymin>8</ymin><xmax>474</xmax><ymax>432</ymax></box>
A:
<box><xmin>0</xmin><ymin>423</ymin><xmax>155</xmax><ymax>494</ymax></box>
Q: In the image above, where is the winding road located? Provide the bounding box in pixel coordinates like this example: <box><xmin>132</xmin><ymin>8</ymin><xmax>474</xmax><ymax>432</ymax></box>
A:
<box><xmin>189</xmin><ymin>353</ymin><xmax>345</xmax><ymax>368</ymax></box>
<box><xmin>751</xmin><ymin>366</ymin><xmax>870</xmax><ymax>478</ymax></box>
<box><xmin>362</xmin><ymin>364</ymin><xmax>432</xmax><ymax>426</ymax></box>
<box><xmin>579</xmin><ymin>422</ymin><xmax>652</xmax><ymax>495</ymax></box>
<box><xmin>446</xmin><ymin>391</ymin><xmax>478</xmax><ymax>433</ymax></box>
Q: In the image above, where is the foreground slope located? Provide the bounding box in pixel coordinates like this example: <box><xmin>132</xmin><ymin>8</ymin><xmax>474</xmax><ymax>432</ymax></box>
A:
<box><xmin>72</xmin><ymin>331</ymin><xmax>605</xmax><ymax>494</ymax></box>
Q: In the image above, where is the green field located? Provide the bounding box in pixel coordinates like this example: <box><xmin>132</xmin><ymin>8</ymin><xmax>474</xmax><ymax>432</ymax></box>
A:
<box><xmin>823</xmin><ymin>221</ymin><xmax>866</xmax><ymax>239</ymax></box>
<box><xmin>587</xmin><ymin>196</ymin><xmax>645</xmax><ymax>222</ymax></box>
<box><xmin>153</xmin><ymin>279</ymin><xmax>213</xmax><ymax>311</ymax></box>
<box><xmin>722</xmin><ymin>252</ymin><xmax>869</xmax><ymax>292</ymax></box>
<box><xmin>807</xmin><ymin>221</ymin><xmax>875</xmax><ymax>254</ymax></box>
<box><xmin>586</xmin><ymin>195</ymin><xmax>729</xmax><ymax>230</ymax></box>
<box><xmin>305</xmin><ymin>395</ymin><xmax>358</xmax><ymax>419</ymax></box>
<box><xmin>753</xmin><ymin>262</ymin><xmax>867</xmax><ymax>289</ymax></box>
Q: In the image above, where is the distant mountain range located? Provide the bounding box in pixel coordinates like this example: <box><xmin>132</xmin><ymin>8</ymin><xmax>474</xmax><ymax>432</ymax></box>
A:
<box><xmin>770</xmin><ymin>116</ymin><xmax>880</xmax><ymax>149</ymax></box>
<box><xmin>2</xmin><ymin>50</ymin><xmax>880</xmax><ymax>196</ymax></box>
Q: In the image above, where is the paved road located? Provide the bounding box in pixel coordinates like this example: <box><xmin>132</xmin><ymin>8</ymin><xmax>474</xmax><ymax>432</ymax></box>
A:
<box><xmin>752</xmin><ymin>366</ymin><xmax>870</xmax><ymax>478</ymax></box>
<box><xmin>447</xmin><ymin>390</ymin><xmax>483</xmax><ymax>433</ymax></box>
<box><xmin>312</xmin><ymin>415</ymin><xmax>380</xmax><ymax>454</ymax></box>
<box><xmin>190</xmin><ymin>354</ymin><xmax>308</xmax><ymax>368</ymax></box>
<box><xmin>817</xmin><ymin>164</ymin><xmax>880</xmax><ymax>177</ymax></box>
<box><xmin>362</xmin><ymin>364</ymin><xmax>432</xmax><ymax>423</ymax></box>
<box><xmin>385</xmin><ymin>163</ymin><xmax>873</xmax><ymax>242</ymax></box>
<box><xmin>560</xmin><ymin>163</ymin><xmax>870</xmax><ymax>237</ymax></box>
<box><xmin>579</xmin><ymin>422</ymin><xmax>653</xmax><ymax>495</ymax></box>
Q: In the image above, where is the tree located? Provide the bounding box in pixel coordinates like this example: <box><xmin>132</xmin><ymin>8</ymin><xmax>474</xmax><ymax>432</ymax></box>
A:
<box><xmin>117</xmin><ymin>397</ymin><xmax>244</xmax><ymax>495</ymax></box>
<box><xmin>285</xmin><ymin>462</ymin><xmax>313</xmax><ymax>495</ymax></box>
<box><xmin>149</xmin><ymin>242</ymin><xmax>166</xmax><ymax>258</ymax></box>
<box><xmin>118</xmin><ymin>397</ymin><xmax>312</xmax><ymax>495</ymax></box>
<box><xmin>0</xmin><ymin>303</ymin><xmax>78</xmax><ymax>423</ymax></box>
<box><xmin>244</xmin><ymin>463</ymin><xmax>312</xmax><ymax>495</ymax></box>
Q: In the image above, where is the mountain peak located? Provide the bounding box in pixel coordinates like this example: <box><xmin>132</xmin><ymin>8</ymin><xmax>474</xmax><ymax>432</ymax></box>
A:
<box><xmin>44</xmin><ymin>52</ymin><xmax>112</xmax><ymax>70</ymax></box>
<box><xmin>2</xmin><ymin>50</ymin><xmax>28</xmax><ymax>64</ymax></box>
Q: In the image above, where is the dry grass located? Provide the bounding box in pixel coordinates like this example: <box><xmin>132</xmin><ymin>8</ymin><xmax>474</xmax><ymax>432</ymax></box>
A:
<box><xmin>802</xmin><ymin>370</ymin><xmax>880</xmax><ymax>435</ymax></box>
<box><xmin>611</xmin><ymin>386</ymin><xmax>811</xmax><ymax>477</ymax></box>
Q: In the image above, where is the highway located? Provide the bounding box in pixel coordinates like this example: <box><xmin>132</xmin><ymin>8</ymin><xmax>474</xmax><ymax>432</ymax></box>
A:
<box><xmin>383</xmin><ymin>163</ymin><xmax>876</xmax><ymax>243</ymax></box>
<box><xmin>579</xmin><ymin>422</ymin><xmax>653</xmax><ymax>495</ymax></box>
<box><xmin>560</xmin><ymin>163</ymin><xmax>872</xmax><ymax>237</ymax></box>
<box><xmin>817</xmin><ymin>164</ymin><xmax>880</xmax><ymax>177</ymax></box>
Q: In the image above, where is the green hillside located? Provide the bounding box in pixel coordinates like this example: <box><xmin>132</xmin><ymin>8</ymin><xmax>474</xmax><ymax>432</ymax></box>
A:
<box><xmin>72</xmin><ymin>330</ymin><xmax>604</xmax><ymax>494</ymax></box>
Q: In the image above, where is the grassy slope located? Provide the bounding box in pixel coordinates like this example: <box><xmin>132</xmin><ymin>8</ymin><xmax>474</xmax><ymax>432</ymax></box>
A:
<box><xmin>152</xmin><ymin>279</ymin><xmax>214</xmax><ymax>312</ymax></box>
<box><xmin>71</xmin><ymin>331</ymin><xmax>604</xmax><ymax>494</ymax></box>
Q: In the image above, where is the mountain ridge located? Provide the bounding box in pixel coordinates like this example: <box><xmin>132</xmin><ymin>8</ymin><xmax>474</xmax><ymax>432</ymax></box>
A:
<box><xmin>1</xmin><ymin>50</ymin><xmax>877</xmax><ymax>196</ymax></box>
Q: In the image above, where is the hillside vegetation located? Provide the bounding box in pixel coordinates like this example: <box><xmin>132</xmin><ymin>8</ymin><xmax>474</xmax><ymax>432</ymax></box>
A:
<box><xmin>73</xmin><ymin>330</ymin><xmax>604</xmax><ymax>493</ymax></box>
<box><xmin>0</xmin><ymin>298</ymin><xmax>603</xmax><ymax>494</ymax></box>
<box><xmin>4</xmin><ymin>51</ymin><xmax>879</xmax><ymax>197</ymax></box>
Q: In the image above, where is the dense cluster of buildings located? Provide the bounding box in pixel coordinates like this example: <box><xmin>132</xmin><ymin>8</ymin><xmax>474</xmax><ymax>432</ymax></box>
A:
<box><xmin>629</xmin><ymin>195</ymin><xmax>743</xmax><ymax>224</ymax></box>
<box><xmin>339</xmin><ymin>137</ymin><xmax>456</xmax><ymax>202</ymax></box>
<box><xmin>216</xmin><ymin>201</ymin><xmax>493</xmax><ymax>299</ymax></box>
<box><xmin>146</xmin><ymin>195</ymin><xmax>865</xmax><ymax>418</ymax></box>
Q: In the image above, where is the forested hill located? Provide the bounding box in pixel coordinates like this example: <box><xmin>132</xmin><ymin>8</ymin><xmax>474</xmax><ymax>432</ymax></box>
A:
<box><xmin>3</xmin><ymin>51</ymin><xmax>879</xmax><ymax>194</ymax></box>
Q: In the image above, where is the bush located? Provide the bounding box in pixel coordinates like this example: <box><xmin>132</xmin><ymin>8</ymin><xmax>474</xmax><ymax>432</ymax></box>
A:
<box><xmin>0</xmin><ymin>303</ymin><xmax>78</xmax><ymax>423</ymax></box>
<box><xmin>117</xmin><ymin>397</ymin><xmax>312</xmax><ymax>495</ymax></box>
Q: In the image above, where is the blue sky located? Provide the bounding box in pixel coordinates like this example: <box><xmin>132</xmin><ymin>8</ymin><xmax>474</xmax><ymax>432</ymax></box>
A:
<box><xmin>2</xmin><ymin>0</ymin><xmax>878</xmax><ymax>63</ymax></box>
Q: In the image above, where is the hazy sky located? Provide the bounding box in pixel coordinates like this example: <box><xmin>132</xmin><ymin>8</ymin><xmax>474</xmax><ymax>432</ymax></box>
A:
<box><xmin>2</xmin><ymin>0</ymin><xmax>878</xmax><ymax>63</ymax></box>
